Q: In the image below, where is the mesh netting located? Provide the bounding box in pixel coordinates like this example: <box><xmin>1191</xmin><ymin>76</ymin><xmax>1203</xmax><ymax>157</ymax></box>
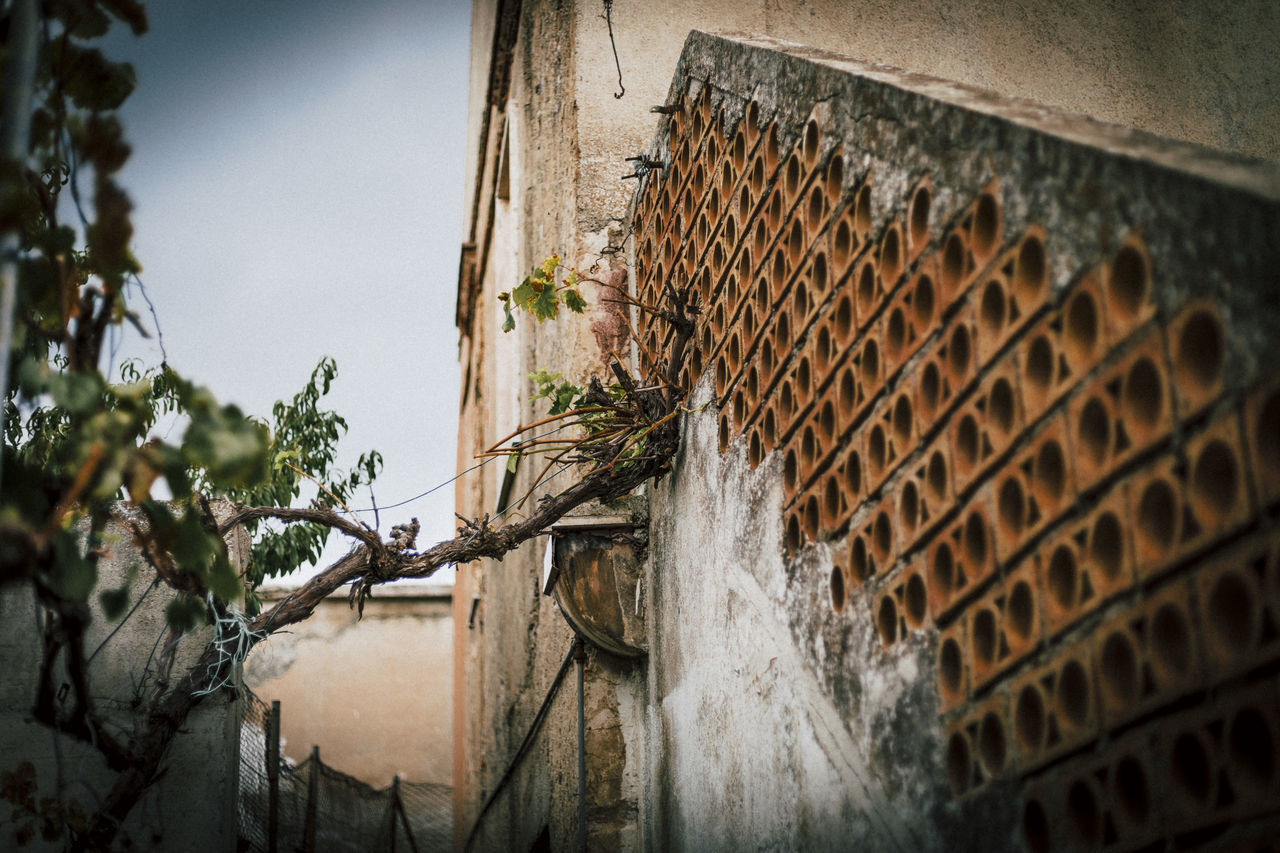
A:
<box><xmin>236</xmin><ymin>686</ymin><xmax>452</xmax><ymax>852</ymax></box>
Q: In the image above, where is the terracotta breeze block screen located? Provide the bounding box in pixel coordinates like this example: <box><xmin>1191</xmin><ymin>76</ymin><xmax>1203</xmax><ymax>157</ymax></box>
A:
<box><xmin>630</xmin><ymin>33</ymin><xmax>1280</xmax><ymax>853</ymax></box>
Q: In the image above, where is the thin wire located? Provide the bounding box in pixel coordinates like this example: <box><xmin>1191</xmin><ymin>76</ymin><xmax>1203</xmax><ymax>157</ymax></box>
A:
<box><xmin>603</xmin><ymin>0</ymin><xmax>625</xmax><ymax>99</ymax></box>
<box><xmin>86</xmin><ymin>577</ymin><xmax>159</xmax><ymax>665</ymax></box>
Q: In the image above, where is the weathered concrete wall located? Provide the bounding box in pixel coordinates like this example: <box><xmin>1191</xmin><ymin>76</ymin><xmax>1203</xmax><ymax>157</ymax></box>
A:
<box><xmin>244</xmin><ymin>582</ymin><xmax>453</xmax><ymax>786</ymax></box>
<box><xmin>634</xmin><ymin>29</ymin><xmax>1280</xmax><ymax>852</ymax></box>
<box><xmin>0</xmin><ymin>505</ymin><xmax>249</xmax><ymax>852</ymax></box>
<box><xmin>456</xmin><ymin>2</ymin><xmax>1280</xmax><ymax>851</ymax></box>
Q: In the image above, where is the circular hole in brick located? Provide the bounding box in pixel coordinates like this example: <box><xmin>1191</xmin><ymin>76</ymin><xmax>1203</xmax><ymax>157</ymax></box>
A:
<box><xmin>745</xmin><ymin>101</ymin><xmax>760</xmax><ymax>139</ymax></box>
<box><xmin>719</xmin><ymin>413</ymin><xmax>731</xmax><ymax>452</ymax></box>
<box><xmin>830</xmin><ymin>564</ymin><xmax>846</xmax><ymax>613</ymax></box>
<box><xmin>743</xmin><ymin>303</ymin><xmax>757</xmax><ymax>343</ymax></box>
<box><xmin>1022</xmin><ymin>799</ymin><xmax>1050</xmax><ymax>853</ymax></box>
<box><xmin>932</xmin><ymin>542</ymin><xmax>956</xmax><ymax>598</ymax></box>
<box><xmin>1066</xmin><ymin>780</ymin><xmax>1101</xmax><ymax>848</ymax></box>
<box><xmin>881</xmin><ymin>225</ymin><xmax>902</xmax><ymax>284</ymax></box>
<box><xmin>873</xmin><ymin>509</ymin><xmax>893</xmax><ymax>561</ymax></box>
<box><xmin>1078</xmin><ymin>396</ymin><xmax>1111</xmax><ymax>468</ymax></box>
<box><xmin>785</xmin><ymin>512</ymin><xmax>802</xmax><ymax>557</ymax></box>
<box><xmin>893</xmin><ymin>394</ymin><xmax>913</xmax><ymax>446</ymax></box>
<box><xmin>779</xmin><ymin>379</ymin><xmax>795</xmax><ymax>421</ymax></box>
<box><xmin>998</xmin><ymin>477</ymin><xmax>1026</xmax><ymax>539</ymax></box>
<box><xmin>927</xmin><ymin>451</ymin><xmax>948</xmax><ymax>503</ymax></box>
<box><xmin>762</xmin><ymin>407</ymin><xmax>777</xmax><ymax>450</ymax></box>
<box><xmin>972</xmin><ymin>607</ymin><xmax>997</xmax><ymax>667</ymax></box>
<box><xmin>748</xmin><ymin>430</ymin><xmax>763</xmax><ymax>469</ymax></box>
<box><xmin>825</xmin><ymin>153</ymin><xmax>844</xmax><ymax>201</ymax></box>
<box><xmin>949</xmin><ymin>323</ymin><xmax>972</xmax><ymax>381</ymax></box>
<box><xmin>876</xmin><ymin>595</ymin><xmax>898</xmax><ymax>645</ymax></box>
<box><xmin>868</xmin><ymin>424</ymin><xmax>887</xmax><ymax>474</ymax></box>
<box><xmin>956</xmin><ymin>413</ymin><xmax>979</xmax><ymax>467</ymax></box>
<box><xmin>1228</xmin><ymin>707</ymin><xmax>1275</xmax><ymax>788</ymax></box>
<box><xmin>861</xmin><ymin>339</ymin><xmax>881</xmax><ymax>388</ymax></box>
<box><xmin>979</xmin><ymin>712</ymin><xmax>1007</xmax><ymax>776</ymax></box>
<box><xmin>1171</xmin><ymin>732</ymin><xmax>1212</xmax><ymax>805</ymax></box>
<box><xmin>755</xmin><ymin>275</ymin><xmax>770</xmax><ymax>315</ymax></box>
<box><xmin>1035</xmin><ymin>439</ymin><xmax>1067</xmax><ymax>505</ymax></box>
<box><xmin>833</xmin><ymin>220</ymin><xmax>854</xmax><ymax>269</ymax></box>
<box><xmin>1175</xmin><ymin>309</ymin><xmax>1225</xmax><ymax>394</ymax></box>
<box><xmin>760</xmin><ymin>336</ymin><xmax>775</xmax><ymax>381</ymax></box>
<box><xmin>972</xmin><ymin>192</ymin><xmax>1000</xmax><ymax>260</ymax></box>
<box><xmin>989</xmin><ymin>377</ymin><xmax>1016</xmax><ymax>436</ymax></box>
<box><xmin>1089</xmin><ymin>511</ymin><xmax>1124</xmax><ymax>582</ymax></box>
<box><xmin>1014</xmin><ymin>683</ymin><xmax>1046</xmax><ymax>754</ymax></box>
<box><xmin>816</xmin><ymin>325</ymin><xmax>833</xmax><ymax>373</ymax></box>
<box><xmin>1208</xmin><ymin>570</ymin><xmax>1257</xmax><ymax>655</ymax></box>
<box><xmin>909</xmin><ymin>183</ymin><xmax>931</xmax><ymax>250</ymax></box>
<box><xmin>939</xmin><ymin>632</ymin><xmax>963</xmax><ymax>692</ymax></box>
<box><xmin>1099</xmin><ymin>630</ymin><xmax>1139</xmax><ymax>707</ymax></box>
<box><xmin>1137</xmin><ymin>478</ymin><xmax>1177</xmax><ymax>556</ymax></box>
<box><xmin>1192</xmin><ymin>439</ymin><xmax>1238</xmax><ymax>519</ymax></box>
<box><xmin>1014</xmin><ymin>234</ymin><xmax>1046</xmax><ymax>302</ymax></box>
<box><xmin>785</xmin><ymin>153</ymin><xmax>802</xmax><ymax>200</ymax></box>
<box><xmin>1110</xmin><ymin>243</ymin><xmax>1148</xmax><ymax>320</ymax></box>
<box><xmin>729</xmin><ymin>330</ymin><xmax>742</xmax><ymax>372</ymax></box>
<box><xmin>819</xmin><ymin>399</ymin><xmax>836</xmax><ymax>444</ymax></box>
<box><xmin>838</xmin><ymin>369</ymin><xmax>857</xmax><ymax>421</ymax></box>
<box><xmin>900</xmin><ymin>481</ymin><xmax>920</xmax><ymax>535</ymax></box>
<box><xmin>713</xmin><ymin>302</ymin><xmax>727</xmax><ymax>337</ymax></box>
<box><xmin>764</xmin><ymin>124</ymin><xmax>780</xmax><ymax>172</ymax></box>
<box><xmin>800</xmin><ymin>425</ymin><xmax>818</xmax><ymax>471</ymax></box>
<box><xmin>1150</xmin><ymin>602</ymin><xmax>1191</xmax><ymax>682</ymax></box>
<box><xmin>783</xmin><ymin>446</ymin><xmax>799</xmax><ymax>492</ymax></box>
<box><xmin>823</xmin><ymin>476</ymin><xmax>841</xmax><ymax>526</ymax></box>
<box><xmin>1257</xmin><ymin>389</ymin><xmax>1280</xmax><ymax>475</ymax></box>
<box><xmin>844</xmin><ymin>449</ymin><xmax>863</xmax><ymax>496</ymax></box>
<box><xmin>731</xmin><ymin>129</ymin><xmax>746</xmax><ymax>171</ymax></box>
<box><xmin>964</xmin><ymin>511</ymin><xmax>988</xmax><ymax>570</ymax></box>
<box><xmin>732</xmin><ymin>388</ymin><xmax>747</xmax><ymax>428</ymax></box>
<box><xmin>854</xmin><ymin>184</ymin><xmax>872</xmax><ymax>236</ymax></box>
<box><xmin>1065</xmin><ymin>288</ymin><xmax>1099</xmax><ymax>366</ymax></box>
<box><xmin>796</xmin><ymin>356</ymin><xmax>813</xmax><ymax>405</ymax></box>
<box><xmin>813</xmin><ymin>251</ymin><xmax>829</xmax><ymax>295</ymax></box>
<box><xmin>919</xmin><ymin>362</ymin><xmax>941</xmax><ymax>421</ymax></box>
<box><xmin>857</xmin><ymin>260</ymin><xmax>878</xmax><ymax>318</ymax></box>
<box><xmin>1115</xmin><ymin>755</ymin><xmax>1150</xmax><ymax>827</ymax></box>
<box><xmin>750</xmin><ymin>156</ymin><xmax>765</xmax><ymax>196</ymax></box>
<box><xmin>946</xmin><ymin>731</ymin><xmax>970</xmax><ymax>797</ymax></box>
<box><xmin>1007</xmin><ymin>580</ymin><xmax>1034</xmax><ymax>642</ymax></box>
<box><xmin>724</xmin><ymin>213</ymin><xmax>739</xmax><ymax>247</ymax></box>
<box><xmin>715</xmin><ymin>355</ymin><xmax>729</xmax><ymax>397</ymax></box>
<box><xmin>914</xmin><ymin>274</ymin><xmax>936</xmax><ymax>329</ymax></box>
<box><xmin>1122</xmin><ymin>356</ymin><xmax>1164</xmax><ymax>437</ymax></box>
<box><xmin>834</xmin><ymin>293</ymin><xmax>854</xmax><ymax>346</ymax></box>
<box><xmin>979</xmin><ymin>279</ymin><xmax>1007</xmax><ymax>337</ymax></box>
<box><xmin>905</xmin><ymin>573</ymin><xmax>927</xmax><ymax>626</ymax></box>
<box><xmin>850</xmin><ymin>534</ymin><xmax>871</xmax><ymax>582</ymax></box>
<box><xmin>941</xmin><ymin>231</ymin><xmax>966</xmax><ymax>295</ymax></box>
<box><xmin>774</xmin><ymin>310</ymin><xmax>792</xmax><ymax>352</ymax></box>
<box><xmin>808</xmin><ymin>186</ymin><xmax>825</xmax><ymax>233</ymax></box>
<box><xmin>1047</xmin><ymin>544</ymin><xmax>1078</xmax><ymax>611</ymax></box>
<box><xmin>1025</xmin><ymin>334</ymin><xmax>1053</xmax><ymax>396</ymax></box>
<box><xmin>803</xmin><ymin>119</ymin><xmax>821</xmax><ymax>166</ymax></box>
<box><xmin>1058</xmin><ymin>658</ymin><xmax>1090</xmax><ymax>730</ymax></box>
<box><xmin>803</xmin><ymin>494</ymin><xmax>820</xmax><ymax>538</ymax></box>
<box><xmin>793</xmin><ymin>277</ymin><xmax>810</xmax><ymax>321</ymax></box>
<box><xmin>886</xmin><ymin>307</ymin><xmax>907</xmax><ymax>360</ymax></box>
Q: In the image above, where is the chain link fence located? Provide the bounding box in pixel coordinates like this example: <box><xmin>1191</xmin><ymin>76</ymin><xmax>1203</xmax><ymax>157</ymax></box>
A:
<box><xmin>236</xmin><ymin>687</ymin><xmax>452</xmax><ymax>852</ymax></box>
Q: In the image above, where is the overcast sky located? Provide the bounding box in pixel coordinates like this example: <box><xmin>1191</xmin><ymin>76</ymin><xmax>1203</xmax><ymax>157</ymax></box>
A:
<box><xmin>105</xmin><ymin>1</ymin><xmax>471</xmax><ymax>583</ymax></box>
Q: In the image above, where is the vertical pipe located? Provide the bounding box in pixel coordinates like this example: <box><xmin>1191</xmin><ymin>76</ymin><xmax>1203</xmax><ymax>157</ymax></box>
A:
<box><xmin>0</xmin><ymin>0</ymin><xmax>40</xmax><ymax>495</ymax></box>
<box><xmin>267</xmin><ymin>701</ymin><xmax>280</xmax><ymax>853</ymax></box>
<box><xmin>574</xmin><ymin>636</ymin><xmax>587</xmax><ymax>853</ymax></box>
<box><xmin>304</xmin><ymin>745</ymin><xmax>319</xmax><ymax>853</ymax></box>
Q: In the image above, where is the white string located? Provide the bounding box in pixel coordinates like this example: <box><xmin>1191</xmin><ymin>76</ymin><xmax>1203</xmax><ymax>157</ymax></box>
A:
<box><xmin>191</xmin><ymin>595</ymin><xmax>268</xmax><ymax>697</ymax></box>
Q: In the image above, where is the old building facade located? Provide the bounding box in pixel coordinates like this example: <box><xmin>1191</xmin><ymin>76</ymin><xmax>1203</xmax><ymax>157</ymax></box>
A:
<box><xmin>454</xmin><ymin>2</ymin><xmax>1280</xmax><ymax>850</ymax></box>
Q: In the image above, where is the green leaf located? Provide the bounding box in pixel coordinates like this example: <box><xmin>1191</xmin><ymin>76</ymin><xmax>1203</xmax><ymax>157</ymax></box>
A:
<box><xmin>506</xmin><ymin>451</ymin><xmax>521</xmax><ymax>474</ymax></box>
<box><xmin>99</xmin><ymin>584</ymin><xmax>131</xmax><ymax>620</ymax></box>
<box><xmin>531</xmin><ymin>284</ymin><xmax>559</xmax><ymax>321</ymax></box>
<box><xmin>171</xmin><ymin>509</ymin><xmax>215</xmax><ymax>571</ymax></box>
<box><xmin>501</xmin><ymin>302</ymin><xmax>516</xmax><ymax>333</ymax></box>
<box><xmin>563</xmin><ymin>288</ymin><xmax>587</xmax><ymax>313</ymax></box>
<box><xmin>49</xmin><ymin>531</ymin><xmax>96</xmax><ymax>601</ymax></box>
<box><xmin>165</xmin><ymin>595</ymin><xmax>206</xmax><ymax>633</ymax></box>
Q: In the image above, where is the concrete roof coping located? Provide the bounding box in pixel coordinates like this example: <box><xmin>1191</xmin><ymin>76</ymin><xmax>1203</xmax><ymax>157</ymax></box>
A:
<box><xmin>691</xmin><ymin>31</ymin><xmax>1280</xmax><ymax>201</ymax></box>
